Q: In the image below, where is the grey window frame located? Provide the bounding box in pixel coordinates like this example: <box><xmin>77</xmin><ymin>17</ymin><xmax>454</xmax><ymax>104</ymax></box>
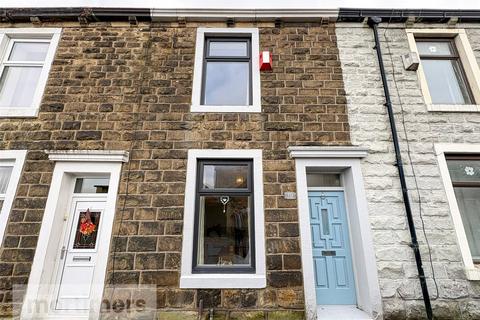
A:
<box><xmin>416</xmin><ymin>38</ymin><xmax>475</xmax><ymax>104</ymax></box>
<box><xmin>446</xmin><ymin>154</ymin><xmax>480</xmax><ymax>262</ymax></box>
<box><xmin>192</xmin><ymin>159</ymin><xmax>256</xmax><ymax>274</ymax></box>
<box><xmin>200</xmin><ymin>37</ymin><xmax>253</xmax><ymax>106</ymax></box>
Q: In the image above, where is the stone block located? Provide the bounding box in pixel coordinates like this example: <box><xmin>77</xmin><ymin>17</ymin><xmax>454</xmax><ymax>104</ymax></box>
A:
<box><xmin>267</xmin><ymin>310</ymin><xmax>304</xmax><ymax>320</ymax></box>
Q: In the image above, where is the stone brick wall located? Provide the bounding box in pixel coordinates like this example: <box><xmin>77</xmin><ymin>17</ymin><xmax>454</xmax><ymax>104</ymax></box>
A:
<box><xmin>0</xmin><ymin>20</ymin><xmax>351</xmax><ymax>318</ymax></box>
<box><xmin>336</xmin><ymin>23</ymin><xmax>480</xmax><ymax>319</ymax></box>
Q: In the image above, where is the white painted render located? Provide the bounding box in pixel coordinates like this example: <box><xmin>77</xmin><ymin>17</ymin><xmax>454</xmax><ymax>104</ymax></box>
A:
<box><xmin>337</xmin><ymin>21</ymin><xmax>480</xmax><ymax>317</ymax></box>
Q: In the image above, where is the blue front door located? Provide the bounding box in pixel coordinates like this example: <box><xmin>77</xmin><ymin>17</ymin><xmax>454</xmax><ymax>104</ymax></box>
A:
<box><xmin>309</xmin><ymin>191</ymin><xmax>356</xmax><ymax>305</ymax></box>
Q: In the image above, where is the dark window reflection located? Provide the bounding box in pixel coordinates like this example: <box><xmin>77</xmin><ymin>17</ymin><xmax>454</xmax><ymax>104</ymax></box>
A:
<box><xmin>197</xmin><ymin>196</ymin><xmax>251</xmax><ymax>266</ymax></box>
<box><xmin>203</xmin><ymin>164</ymin><xmax>248</xmax><ymax>189</ymax></box>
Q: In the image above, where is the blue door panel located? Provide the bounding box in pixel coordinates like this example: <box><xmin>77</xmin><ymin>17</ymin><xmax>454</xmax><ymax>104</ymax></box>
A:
<box><xmin>308</xmin><ymin>191</ymin><xmax>356</xmax><ymax>305</ymax></box>
<box><xmin>314</xmin><ymin>257</ymin><xmax>328</xmax><ymax>287</ymax></box>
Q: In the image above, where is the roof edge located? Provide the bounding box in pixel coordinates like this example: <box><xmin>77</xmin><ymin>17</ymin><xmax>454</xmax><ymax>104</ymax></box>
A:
<box><xmin>338</xmin><ymin>8</ymin><xmax>480</xmax><ymax>23</ymax></box>
<box><xmin>151</xmin><ymin>8</ymin><xmax>339</xmax><ymax>21</ymax></box>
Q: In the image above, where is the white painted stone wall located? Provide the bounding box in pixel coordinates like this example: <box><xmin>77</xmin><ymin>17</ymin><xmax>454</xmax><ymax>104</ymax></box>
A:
<box><xmin>336</xmin><ymin>22</ymin><xmax>480</xmax><ymax>319</ymax></box>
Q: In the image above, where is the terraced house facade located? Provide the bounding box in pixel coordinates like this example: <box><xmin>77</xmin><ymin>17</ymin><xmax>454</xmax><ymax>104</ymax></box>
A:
<box><xmin>0</xmin><ymin>5</ymin><xmax>479</xmax><ymax>320</ymax></box>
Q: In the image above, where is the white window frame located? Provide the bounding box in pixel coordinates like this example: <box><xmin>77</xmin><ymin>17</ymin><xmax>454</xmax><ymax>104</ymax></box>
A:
<box><xmin>435</xmin><ymin>143</ymin><xmax>480</xmax><ymax>280</ymax></box>
<box><xmin>406</xmin><ymin>29</ymin><xmax>480</xmax><ymax>112</ymax></box>
<box><xmin>0</xmin><ymin>150</ymin><xmax>27</xmax><ymax>246</ymax></box>
<box><xmin>0</xmin><ymin>28</ymin><xmax>61</xmax><ymax>118</ymax></box>
<box><xmin>191</xmin><ymin>28</ymin><xmax>261</xmax><ymax>113</ymax></box>
<box><xmin>180</xmin><ymin>149</ymin><xmax>266</xmax><ymax>288</ymax></box>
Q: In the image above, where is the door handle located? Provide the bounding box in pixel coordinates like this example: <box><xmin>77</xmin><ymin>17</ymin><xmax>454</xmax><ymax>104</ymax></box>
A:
<box><xmin>60</xmin><ymin>246</ymin><xmax>67</xmax><ymax>260</ymax></box>
<box><xmin>321</xmin><ymin>250</ymin><xmax>336</xmax><ymax>256</ymax></box>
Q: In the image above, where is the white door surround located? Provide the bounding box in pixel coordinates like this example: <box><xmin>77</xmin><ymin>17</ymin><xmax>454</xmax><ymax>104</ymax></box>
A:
<box><xmin>289</xmin><ymin>146</ymin><xmax>382</xmax><ymax>320</ymax></box>
<box><xmin>21</xmin><ymin>150</ymin><xmax>128</xmax><ymax>320</ymax></box>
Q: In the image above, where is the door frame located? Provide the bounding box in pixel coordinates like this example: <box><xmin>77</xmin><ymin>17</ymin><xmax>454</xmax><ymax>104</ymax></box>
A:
<box><xmin>289</xmin><ymin>146</ymin><xmax>382</xmax><ymax>320</ymax></box>
<box><xmin>21</xmin><ymin>150</ymin><xmax>128</xmax><ymax>320</ymax></box>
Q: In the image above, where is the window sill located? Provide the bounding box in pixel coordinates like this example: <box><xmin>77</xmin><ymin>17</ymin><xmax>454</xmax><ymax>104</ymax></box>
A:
<box><xmin>466</xmin><ymin>267</ymin><xmax>480</xmax><ymax>280</ymax></box>
<box><xmin>180</xmin><ymin>274</ymin><xmax>266</xmax><ymax>289</ymax></box>
<box><xmin>427</xmin><ymin>104</ymin><xmax>480</xmax><ymax>112</ymax></box>
<box><xmin>190</xmin><ymin>104</ymin><xmax>261</xmax><ymax>113</ymax></box>
<box><xmin>0</xmin><ymin>108</ymin><xmax>39</xmax><ymax>118</ymax></box>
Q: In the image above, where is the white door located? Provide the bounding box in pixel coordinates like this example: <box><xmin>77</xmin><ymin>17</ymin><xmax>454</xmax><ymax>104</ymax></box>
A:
<box><xmin>52</xmin><ymin>198</ymin><xmax>106</xmax><ymax>312</ymax></box>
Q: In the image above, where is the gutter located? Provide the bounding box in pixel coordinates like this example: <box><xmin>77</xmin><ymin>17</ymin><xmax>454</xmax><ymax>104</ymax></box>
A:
<box><xmin>367</xmin><ymin>16</ymin><xmax>433</xmax><ymax>320</ymax></box>
<box><xmin>339</xmin><ymin>8</ymin><xmax>480</xmax><ymax>22</ymax></box>
<box><xmin>0</xmin><ymin>7</ymin><xmax>339</xmax><ymax>23</ymax></box>
<box><xmin>2</xmin><ymin>7</ymin><xmax>480</xmax><ymax>23</ymax></box>
<box><xmin>0</xmin><ymin>7</ymin><xmax>150</xmax><ymax>23</ymax></box>
<box><xmin>150</xmin><ymin>8</ymin><xmax>338</xmax><ymax>22</ymax></box>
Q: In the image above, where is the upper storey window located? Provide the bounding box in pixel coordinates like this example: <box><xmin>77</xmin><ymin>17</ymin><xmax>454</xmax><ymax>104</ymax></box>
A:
<box><xmin>191</xmin><ymin>28</ymin><xmax>261</xmax><ymax>113</ymax></box>
<box><xmin>0</xmin><ymin>29</ymin><xmax>61</xmax><ymax>117</ymax></box>
<box><xmin>416</xmin><ymin>39</ymin><xmax>474</xmax><ymax>105</ymax></box>
<box><xmin>407</xmin><ymin>29</ymin><xmax>480</xmax><ymax>112</ymax></box>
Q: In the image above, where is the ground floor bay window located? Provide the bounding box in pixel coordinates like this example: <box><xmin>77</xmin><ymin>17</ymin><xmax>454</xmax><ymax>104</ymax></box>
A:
<box><xmin>180</xmin><ymin>150</ymin><xmax>265</xmax><ymax>288</ymax></box>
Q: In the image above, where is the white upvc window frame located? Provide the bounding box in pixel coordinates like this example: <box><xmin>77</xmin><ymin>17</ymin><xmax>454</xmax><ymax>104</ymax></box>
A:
<box><xmin>435</xmin><ymin>143</ymin><xmax>480</xmax><ymax>280</ymax></box>
<box><xmin>406</xmin><ymin>29</ymin><xmax>480</xmax><ymax>112</ymax></box>
<box><xmin>0</xmin><ymin>150</ymin><xmax>27</xmax><ymax>246</ymax></box>
<box><xmin>191</xmin><ymin>28</ymin><xmax>261</xmax><ymax>113</ymax></box>
<box><xmin>0</xmin><ymin>28</ymin><xmax>61</xmax><ymax>118</ymax></box>
<box><xmin>180</xmin><ymin>149</ymin><xmax>266</xmax><ymax>288</ymax></box>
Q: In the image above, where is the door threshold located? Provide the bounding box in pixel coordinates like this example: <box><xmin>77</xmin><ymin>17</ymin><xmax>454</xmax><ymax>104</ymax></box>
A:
<box><xmin>317</xmin><ymin>305</ymin><xmax>372</xmax><ymax>320</ymax></box>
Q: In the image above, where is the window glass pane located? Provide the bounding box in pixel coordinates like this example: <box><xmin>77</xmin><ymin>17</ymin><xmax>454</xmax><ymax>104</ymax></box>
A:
<box><xmin>0</xmin><ymin>66</ymin><xmax>42</xmax><ymax>108</ymax></box>
<box><xmin>447</xmin><ymin>159</ymin><xmax>480</xmax><ymax>182</ymax></box>
<box><xmin>0</xmin><ymin>166</ymin><xmax>13</xmax><ymax>194</ymax></box>
<box><xmin>416</xmin><ymin>41</ymin><xmax>453</xmax><ymax>56</ymax></box>
<box><xmin>306</xmin><ymin>173</ymin><xmax>341</xmax><ymax>187</ymax></box>
<box><xmin>453</xmin><ymin>187</ymin><xmax>480</xmax><ymax>261</ymax></box>
<box><xmin>8</xmin><ymin>42</ymin><xmax>50</xmax><ymax>61</ymax></box>
<box><xmin>73</xmin><ymin>209</ymin><xmax>101</xmax><ymax>249</ymax></box>
<box><xmin>204</xmin><ymin>61</ymin><xmax>250</xmax><ymax>106</ymax></box>
<box><xmin>422</xmin><ymin>59</ymin><xmax>471</xmax><ymax>104</ymax></box>
<box><xmin>209</xmin><ymin>41</ymin><xmax>248</xmax><ymax>57</ymax></box>
<box><xmin>74</xmin><ymin>178</ymin><xmax>110</xmax><ymax>193</ymax></box>
<box><xmin>197</xmin><ymin>195</ymin><xmax>251</xmax><ymax>266</ymax></box>
<box><xmin>203</xmin><ymin>164</ymin><xmax>248</xmax><ymax>189</ymax></box>
<box><xmin>321</xmin><ymin>208</ymin><xmax>330</xmax><ymax>235</ymax></box>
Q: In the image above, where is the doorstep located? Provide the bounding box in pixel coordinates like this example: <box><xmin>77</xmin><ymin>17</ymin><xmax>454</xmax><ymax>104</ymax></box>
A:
<box><xmin>317</xmin><ymin>305</ymin><xmax>372</xmax><ymax>320</ymax></box>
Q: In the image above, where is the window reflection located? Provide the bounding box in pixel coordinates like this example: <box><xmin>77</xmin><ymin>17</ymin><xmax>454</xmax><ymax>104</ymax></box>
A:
<box><xmin>74</xmin><ymin>178</ymin><xmax>110</xmax><ymax>194</ymax></box>
<box><xmin>203</xmin><ymin>164</ymin><xmax>249</xmax><ymax>189</ymax></box>
<box><xmin>197</xmin><ymin>196</ymin><xmax>251</xmax><ymax>266</ymax></box>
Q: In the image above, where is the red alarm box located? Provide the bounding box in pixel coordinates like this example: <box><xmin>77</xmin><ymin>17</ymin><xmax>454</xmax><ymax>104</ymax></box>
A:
<box><xmin>260</xmin><ymin>51</ymin><xmax>272</xmax><ymax>71</ymax></box>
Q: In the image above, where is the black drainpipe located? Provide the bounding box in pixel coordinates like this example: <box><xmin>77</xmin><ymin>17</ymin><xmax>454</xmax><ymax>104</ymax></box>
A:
<box><xmin>367</xmin><ymin>16</ymin><xmax>433</xmax><ymax>320</ymax></box>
